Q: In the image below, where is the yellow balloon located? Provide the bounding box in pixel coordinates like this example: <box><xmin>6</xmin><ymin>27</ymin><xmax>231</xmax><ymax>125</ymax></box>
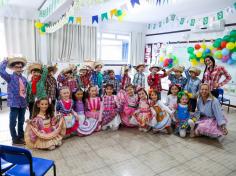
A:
<box><xmin>35</xmin><ymin>22</ymin><xmax>43</xmax><ymax>29</ymax></box>
<box><xmin>226</xmin><ymin>42</ymin><xmax>235</xmax><ymax>50</ymax></box>
<box><xmin>159</xmin><ymin>57</ymin><xmax>164</xmax><ymax>62</ymax></box>
<box><xmin>201</xmin><ymin>43</ymin><xmax>206</xmax><ymax>50</ymax></box>
<box><xmin>209</xmin><ymin>46</ymin><xmax>214</xmax><ymax>50</ymax></box>
<box><xmin>200</xmin><ymin>58</ymin><xmax>204</xmax><ymax>64</ymax></box>
<box><xmin>196</xmin><ymin>51</ymin><xmax>202</xmax><ymax>58</ymax></box>
<box><xmin>191</xmin><ymin>60</ymin><xmax>198</xmax><ymax>66</ymax></box>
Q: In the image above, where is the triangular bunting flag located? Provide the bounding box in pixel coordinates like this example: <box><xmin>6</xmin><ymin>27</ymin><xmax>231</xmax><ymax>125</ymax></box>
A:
<box><xmin>170</xmin><ymin>14</ymin><xmax>176</xmax><ymax>21</ymax></box>
<box><xmin>190</xmin><ymin>19</ymin><xmax>195</xmax><ymax>26</ymax></box>
<box><xmin>180</xmin><ymin>18</ymin><xmax>185</xmax><ymax>25</ymax></box>
<box><xmin>110</xmin><ymin>9</ymin><xmax>117</xmax><ymax>18</ymax></box>
<box><xmin>217</xmin><ymin>11</ymin><xmax>223</xmax><ymax>20</ymax></box>
<box><xmin>76</xmin><ymin>17</ymin><xmax>81</xmax><ymax>24</ymax></box>
<box><xmin>203</xmin><ymin>17</ymin><xmax>208</xmax><ymax>25</ymax></box>
<box><xmin>116</xmin><ymin>10</ymin><xmax>123</xmax><ymax>17</ymax></box>
<box><xmin>118</xmin><ymin>11</ymin><xmax>126</xmax><ymax>22</ymax></box>
<box><xmin>92</xmin><ymin>15</ymin><xmax>98</xmax><ymax>24</ymax></box>
<box><xmin>101</xmin><ymin>12</ymin><xmax>108</xmax><ymax>21</ymax></box>
<box><xmin>68</xmin><ymin>16</ymin><xmax>74</xmax><ymax>23</ymax></box>
<box><xmin>130</xmin><ymin>0</ymin><xmax>140</xmax><ymax>8</ymax></box>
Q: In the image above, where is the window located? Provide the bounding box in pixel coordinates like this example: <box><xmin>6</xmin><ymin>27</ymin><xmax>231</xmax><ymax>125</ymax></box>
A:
<box><xmin>97</xmin><ymin>32</ymin><xmax>130</xmax><ymax>62</ymax></box>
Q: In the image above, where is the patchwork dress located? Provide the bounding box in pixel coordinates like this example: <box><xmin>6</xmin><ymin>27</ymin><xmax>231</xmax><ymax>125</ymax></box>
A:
<box><xmin>74</xmin><ymin>100</ymin><xmax>99</xmax><ymax>136</ymax></box>
<box><xmin>101</xmin><ymin>95</ymin><xmax>121</xmax><ymax>130</ymax></box>
<box><xmin>130</xmin><ymin>99</ymin><xmax>152</xmax><ymax>129</ymax></box>
<box><xmin>56</xmin><ymin>100</ymin><xmax>79</xmax><ymax>135</ymax></box>
<box><xmin>25</xmin><ymin>114</ymin><xmax>66</xmax><ymax>149</ymax></box>
<box><xmin>150</xmin><ymin>100</ymin><xmax>172</xmax><ymax>131</ymax></box>
<box><xmin>119</xmin><ymin>93</ymin><xmax>138</xmax><ymax>127</ymax></box>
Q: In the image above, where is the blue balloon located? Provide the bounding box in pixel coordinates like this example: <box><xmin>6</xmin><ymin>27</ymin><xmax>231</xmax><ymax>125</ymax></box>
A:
<box><xmin>205</xmin><ymin>48</ymin><xmax>211</xmax><ymax>54</ymax></box>
<box><xmin>231</xmin><ymin>52</ymin><xmax>236</xmax><ymax>61</ymax></box>
<box><xmin>169</xmin><ymin>59</ymin><xmax>173</xmax><ymax>64</ymax></box>
<box><xmin>222</xmin><ymin>48</ymin><xmax>230</xmax><ymax>56</ymax></box>
<box><xmin>227</xmin><ymin>59</ymin><xmax>234</xmax><ymax>65</ymax></box>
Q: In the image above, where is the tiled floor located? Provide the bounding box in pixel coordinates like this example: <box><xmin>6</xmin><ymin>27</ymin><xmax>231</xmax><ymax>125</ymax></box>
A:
<box><xmin>1</xmin><ymin>102</ymin><xmax>236</xmax><ymax>176</ymax></box>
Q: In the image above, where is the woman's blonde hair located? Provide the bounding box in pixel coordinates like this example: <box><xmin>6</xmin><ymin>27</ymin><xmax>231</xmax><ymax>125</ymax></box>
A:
<box><xmin>198</xmin><ymin>83</ymin><xmax>214</xmax><ymax>100</ymax></box>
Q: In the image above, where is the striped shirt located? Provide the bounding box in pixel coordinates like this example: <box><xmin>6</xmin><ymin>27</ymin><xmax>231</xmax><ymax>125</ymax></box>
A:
<box><xmin>133</xmin><ymin>72</ymin><xmax>145</xmax><ymax>88</ymax></box>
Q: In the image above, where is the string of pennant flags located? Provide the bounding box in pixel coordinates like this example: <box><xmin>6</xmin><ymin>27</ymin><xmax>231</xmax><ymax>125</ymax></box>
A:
<box><xmin>147</xmin><ymin>2</ymin><xmax>236</xmax><ymax>30</ymax></box>
<box><xmin>36</xmin><ymin>0</ymin><xmax>174</xmax><ymax>34</ymax></box>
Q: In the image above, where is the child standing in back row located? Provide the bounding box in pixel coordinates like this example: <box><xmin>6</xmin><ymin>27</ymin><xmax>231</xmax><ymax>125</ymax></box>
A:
<box><xmin>91</xmin><ymin>62</ymin><xmax>103</xmax><ymax>96</ymax></box>
<box><xmin>133</xmin><ymin>63</ymin><xmax>146</xmax><ymax>90</ymax></box>
<box><xmin>167</xmin><ymin>65</ymin><xmax>187</xmax><ymax>89</ymax></box>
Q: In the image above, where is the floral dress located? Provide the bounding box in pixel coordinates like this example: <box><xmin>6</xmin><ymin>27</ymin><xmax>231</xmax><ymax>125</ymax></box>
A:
<box><xmin>25</xmin><ymin>114</ymin><xmax>66</xmax><ymax>149</ymax></box>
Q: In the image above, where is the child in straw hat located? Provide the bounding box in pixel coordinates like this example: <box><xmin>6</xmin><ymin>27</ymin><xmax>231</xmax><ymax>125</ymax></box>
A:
<box><xmin>57</xmin><ymin>66</ymin><xmax>78</xmax><ymax>93</ymax></box>
<box><xmin>0</xmin><ymin>56</ymin><xmax>27</xmax><ymax>145</ymax></box>
<box><xmin>27</xmin><ymin>63</ymin><xmax>48</xmax><ymax>119</ymax></box>
<box><xmin>148</xmin><ymin>64</ymin><xmax>167</xmax><ymax>99</ymax></box>
<box><xmin>167</xmin><ymin>65</ymin><xmax>187</xmax><ymax>89</ymax></box>
<box><xmin>133</xmin><ymin>63</ymin><xmax>146</xmax><ymax>90</ymax></box>
<box><xmin>184</xmin><ymin>67</ymin><xmax>201</xmax><ymax>112</ymax></box>
<box><xmin>77</xmin><ymin>65</ymin><xmax>92</xmax><ymax>91</ymax></box>
<box><xmin>45</xmin><ymin>64</ymin><xmax>58</xmax><ymax>107</ymax></box>
<box><xmin>91</xmin><ymin>62</ymin><xmax>103</xmax><ymax>96</ymax></box>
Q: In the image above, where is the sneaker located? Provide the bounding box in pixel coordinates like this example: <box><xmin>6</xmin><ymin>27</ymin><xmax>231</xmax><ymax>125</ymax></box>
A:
<box><xmin>12</xmin><ymin>139</ymin><xmax>25</xmax><ymax>145</ymax></box>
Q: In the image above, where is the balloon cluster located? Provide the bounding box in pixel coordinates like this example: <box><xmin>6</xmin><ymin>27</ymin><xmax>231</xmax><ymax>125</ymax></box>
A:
<box><xmin>212</xmin><ymin>30</ymin><xmax>236</xmax><ymax>65</ymax></box>
<box><xmin>35</xmin><ymin>21</ymin><xmax>49</xmax><ymax>35</ymax></box>
<box><xmin>187</xmin><ymin>43</ymin><xmax>212</xmax><ymax>66</ymax></box>
<box><xmin>158</xmin><ymin>45</ymin><xmax>179</xmax><ymax>68</ymax></box>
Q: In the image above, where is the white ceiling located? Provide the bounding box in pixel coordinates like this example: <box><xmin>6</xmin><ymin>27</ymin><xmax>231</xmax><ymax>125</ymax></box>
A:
<box><xmin>0</xmin><ymin>0</ymin><xmax>235</xmax><ymax>23</ymax></box>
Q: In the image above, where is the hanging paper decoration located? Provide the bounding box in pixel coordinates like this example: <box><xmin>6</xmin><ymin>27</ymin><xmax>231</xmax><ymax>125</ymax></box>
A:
<box><xmin>130</xmin><ymin>0</ymin><xmax>140</xmax><ymax>8</ymax></box>
<box><xmin>68</xmin><ymin>16</ymin><xmax>74</xmax><ymax>23</ymax></box>
<box><xmin>117</xmin><ymin>11</ymin><xmax>126</xmax><ymax>22</ymax></box>
<box><xmin>101</xmin><ymin>12</ymin><xmax>108</xmax><ymax>21</ymax></box>
<box><xmin>116</xmin><ymin>10</ymin><xmax>123</xmax><ymax>17</ymax></box>
<box><xmin>170</xmin><ymin>14</ymin><xmax>176</xmax><ymax>21</ymax></box>
<box><xmin>76</xmin><ymin>17</ymin><xmax>82</xmax><ymax>24</ymax></box>
<box><xmin>92</xmin><ymin>15</ymin><xmax>98</xmax><ymax>24</ymax></box>
<box><xmin>110</xmin><ymin>9</ymin><xmax>117</xmax><ymax>18</ymax></box>
<box><xmin>217</xmin><ymin>11</ymin><xmax>224</xmax><ymax>20</ymax></box>
<box><xmin>179</xmin><ymin>18</ymin><xmax>185</xmax><ymax>25</ymax></box>
<box><xmin>190</xmin><ymin>19</ymin><xmax>195</xmax><ymax>26</ymax></box>
<box><xmin>203</xmin><ymin>17</ymin><xmax>208</xmax><ymax>25</ymax></box>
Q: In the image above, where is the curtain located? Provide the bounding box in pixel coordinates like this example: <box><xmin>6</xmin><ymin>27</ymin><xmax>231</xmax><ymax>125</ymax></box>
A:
<box><xmin>47</xmin><ymin>24</ymin><xmax>97</xmax><ymax>63</ymax></box>
<box><xmin>130</xmin><ymin>32</ymin><xmax>145</xmax><ymax>66</ymax></box>
<box><xmin>3</xmin><ymin>17</ymin><xmax>37</xmax><ymax>62</ymax></box>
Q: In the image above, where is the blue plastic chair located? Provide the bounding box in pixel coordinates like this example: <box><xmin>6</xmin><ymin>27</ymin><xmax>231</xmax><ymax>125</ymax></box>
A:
<box><xmin>0</xmin><ymin>145</ymin><xmax>56</xmax><ymax>176</ymax></box>
<box><xmin>0</xmin><ymin>158</ymin><xmax>15</xmax><ymax>174</ymax></box>
<box><xmin>218</xmin><ymin>88</ymin><xmax>230</xmax><ymax>113</ymax></box>
<box><xmin>0</xmin><ymin>88</ymin><xmax>8</xmax><ymax>110</ymax></box>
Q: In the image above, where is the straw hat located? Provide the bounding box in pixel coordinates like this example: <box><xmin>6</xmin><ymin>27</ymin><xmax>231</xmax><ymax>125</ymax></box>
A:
<box><xmin>94</xmin><ymin>62</ymin><xmax>103</xmax><ymax>69</ymax></box>
<box><xmin>173</xmin><ymin>65</ymin><xmax>184</xmax><ymax>73</ymax></box>
<box><xmin>47</xmin><ymin>64</ymin><xmax>58</xmax><ymax>74</ymax></box>
<box><xmin>189</xmin><ymin>67</ymin><xmax>201</xmax><ymax>76</ymax></box>
<box><xmin>7</xmin><ymin>56</ymin><xmax>27</xmax><ymax>68</ymax></box>
<box><xmin>28</xmin><ymin>63</ymin><xmax>42</xmax><ymax>73</ymax></box>
<box><xmin>79</xmin><ymin>65</ymin><xmax>89</xmax><ymax>73</ymax></box>
<box><xmin>61</xmin><ymin>67</ymin><xmax>73</xmax><ymax>74</ymax></box>
<box><xmin>134</xmin><ymin>63</ymin><xmax>146</xmax><ymax>70</ymax></box>
<box><xmin>149</xmin><ymin>64</ymin><xmax>162</xmax><ymax>72</ymax></box>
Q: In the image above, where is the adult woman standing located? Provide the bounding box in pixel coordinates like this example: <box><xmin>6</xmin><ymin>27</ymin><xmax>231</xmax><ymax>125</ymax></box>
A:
<box><xmin>194</xmin><ymin>83</ymin><xmax>228</xmax><ymax>140</ymax></box>
<box><xmin>202</xmin><ymin>55</ymin><xmax>231</xmax><ymax>98</ymax></box>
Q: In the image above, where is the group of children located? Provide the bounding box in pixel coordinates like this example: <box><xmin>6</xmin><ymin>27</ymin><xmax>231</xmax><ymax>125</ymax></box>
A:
<box><xmin>0</xmin><ymin>57</ymin><xmax>217</xmax><ymax>150</ymax></box>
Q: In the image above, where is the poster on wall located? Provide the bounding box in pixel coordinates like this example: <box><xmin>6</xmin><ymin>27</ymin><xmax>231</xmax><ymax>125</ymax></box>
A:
<box><xmin>144</xmin><ymin>44</ymin><xmax>152</xmax><ymax>64</ymax></box>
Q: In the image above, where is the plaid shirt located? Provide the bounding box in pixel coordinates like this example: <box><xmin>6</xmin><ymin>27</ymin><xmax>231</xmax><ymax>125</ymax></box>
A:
<box><xmin>77</xmin><ymin>71</ymin><xmax>91</xmax><ymax>89</ymax></box>
<box><xmin>168</xmin><ymin>73</ymin><xmax>187</xmax><ymax>89</ymax></box>
<box><xmin>202</xmin><ymin>65</ymin><xmax>231</xmax><ymax>91</ymax></box>
<box><xmin>102</xmin><ymin>95</ymin><xmax>118</xmax><ymax>111</ymax></box>
<box><xmin>133</xmin><ymin>72</ymin><xmax>145</xmax><ymax>88</ymax></box>
<box><xmin>91</xmin><ymin>71</ymin><xmax>103</xmax><ymax>89</ymax></box>
<box><xmin>147</xmin><ymin>73</ymin><xmax>166</xmax><ymax>92</ymax></box>
<box><xmin>46</xmin><ymin>76</ymin><xmax>57</xmax><ymax>100</ymax></box>
<box><xmin>105</xmin><ymin>78</ymin><xmax>120</xmax><ymax>93</ymax></box>
<box><xmin>184</xmin><ymin>69</ymin><xmax>201</xmax><ymax>97</ymax></box>
<box><xmin>0</xmin><ymin>60</ymin><xmax>28</xmax><ymax>108</ymax></box>
<box><xmin>121</xmin><ymin>75</ymin><xmax>131</xmax><ymax>90</ymax></box>
<box><xmin>57</xmin><ymin>74</ymin><xmax>78</xmax><ymax>93</ymax></box>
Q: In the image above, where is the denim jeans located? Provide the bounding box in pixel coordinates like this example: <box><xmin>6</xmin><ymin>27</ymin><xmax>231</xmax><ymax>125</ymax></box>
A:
<box><xmin>9</xmin><ymin>107</ymin><xmax>26</xmax><ymax>141</ymax></box>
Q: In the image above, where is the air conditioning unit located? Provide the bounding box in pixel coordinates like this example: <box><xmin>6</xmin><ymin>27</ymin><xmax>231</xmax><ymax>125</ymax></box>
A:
<box><xmin>191</xmin><ymin>20</ymin><xmax>225</xmax><ymax>33</ymax></box>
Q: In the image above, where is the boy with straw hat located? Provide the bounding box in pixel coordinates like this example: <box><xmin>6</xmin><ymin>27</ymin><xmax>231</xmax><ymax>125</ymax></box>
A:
<box><xmin>133</xmin><ymin>63</ymin><xmax>146</xmax><ymax>90</ymax></box>
<box><xmin>184</xmin><ymin>67</ymin><xmax>201</xmax><ymax>112</ymax></box>
<box><xmin>0</xmin><ymin>56</ymin><xmax>27</xmax><ymax>145</ymax></box>
<box><xmin>166</xmin><ymin>65</ymin><xmax>187</xmax><ymax>89</ymax></box>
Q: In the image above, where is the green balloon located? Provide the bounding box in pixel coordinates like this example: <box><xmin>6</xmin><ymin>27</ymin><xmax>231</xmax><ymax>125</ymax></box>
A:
<box><xmin>229</xmin><ymin>37</ymin><xmax>236</xmax><ymax>42</ymax></box>
<box><xmin>213</xmin><ymin>40</ymin><xmax>221</xmax><ymax>48</ymax></box>
<box><xmin>189</xmin><ymin>54</ymin><xmax>196</xmax><ymax>59</ymax></box>
<box><xmin>223</xmin><ymin>35</ymin><xmax>230</xmax><ymax>42</ymax></box>
<box><xmin>187</xmin><ymin>47</ymin><xmax>194</xmax><ymax>54</ymax></box>
<box><xmin>230</xmin><ymin>30</ymin><xmax>236</xmax><ymax>38</ymax></box>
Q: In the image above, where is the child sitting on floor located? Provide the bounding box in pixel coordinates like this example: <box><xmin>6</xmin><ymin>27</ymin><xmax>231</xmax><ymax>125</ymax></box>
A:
<box><xmin>25</xmin><ymin>97</ymin><xmax>66</xmax><ymax>150</ymax></box>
